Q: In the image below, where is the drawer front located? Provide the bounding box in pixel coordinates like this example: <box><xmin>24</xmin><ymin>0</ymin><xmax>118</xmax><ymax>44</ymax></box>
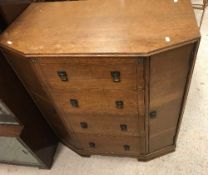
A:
<box><xmin>66</xmin><ymin>114</ymin><xmax>140</xmax><ymax>136</ymax></box>
<box><xmin>53</xmin><ymin>89</ymin><xmax>139</xmax><ymax>116</ymax></box>
<box><xmin>38</xmin><ymin>58</ymin><xmax>141</xmax><ymax>90</ymax></box>
<box><xmin>76</xmin><ymin>134</ymin><xmax>144</xmax><ymax>155</ymax></box>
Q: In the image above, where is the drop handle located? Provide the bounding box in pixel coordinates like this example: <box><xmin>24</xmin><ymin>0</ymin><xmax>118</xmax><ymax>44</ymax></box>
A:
<box><xmin>80</xmin><ymin>122</ymin><xmax>88</xmax><ymax>129</ymax></box>
<box><xmin>123</xmin><ymin>145</ymin><xmax>130</xmax><ymax>151</ymax></box>
<box><xmin>149</xmin><ymin>111</ymin><xmax>157</xmax><ymax>119</ymax></box>
<box><xmin>120</xmin><ymin>124</ymin><xmax>128</xmax><ymax>131</ymax></box>
<box><xmin>70</xmin><ymin>99</ymin><xmax>79</xmax><ymax>107</ymax></box>
<box><xmin>57</xmin><ymin>71</ymin><xmax>68</xmax><ymax>81</ymax></box>
<box><xmin>89</xmin><ymin>142</ymin><xmax>96</xmax><ymax>148</ymax></box>
<box><xmin>116</xmin><ymin>101</ymin><xmax>124</xmax><ymax>109</ymax></box>
<box><xmin>111</xmin><ymin>71</ymin><xmax>121</xmax><ymax>82</ymax></box>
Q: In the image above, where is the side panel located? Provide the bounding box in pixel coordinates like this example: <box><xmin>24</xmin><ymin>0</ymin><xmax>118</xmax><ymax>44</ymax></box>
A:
<box><xmin>2</xmin><ymin>50</ymin><xmax>48</xmax><ymax>98</ymax></box>
<box><xmin>149</xmin><ymin>44</ymin><xmax>195</xmax><ymax>152</ymax></box>
<box><xmin>30</xmin><ymin>93</ymin><xmax>71</xmax><ymax>144</ymax></box>
<box><xmin>2</xmin><ymin>49</ymin><xmax>70</xmax><ymax>140</ymax></box>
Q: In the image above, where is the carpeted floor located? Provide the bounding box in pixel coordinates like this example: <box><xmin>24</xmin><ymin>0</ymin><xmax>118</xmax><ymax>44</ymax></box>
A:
<box><xmin>0</xmin><ymin>4</ymin><xmax>207</xmax><ymax>175</ymax></box>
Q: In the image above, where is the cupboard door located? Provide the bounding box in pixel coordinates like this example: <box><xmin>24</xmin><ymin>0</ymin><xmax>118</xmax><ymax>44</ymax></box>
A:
<box><xmin>149</xmin><ymin>44</ymin><xmax>194</xmax><ymax>152</ymax></box>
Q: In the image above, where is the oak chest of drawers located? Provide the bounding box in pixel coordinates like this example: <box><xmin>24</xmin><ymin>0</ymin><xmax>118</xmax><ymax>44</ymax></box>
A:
<box><xmin>0</xmin><ymin>0</ymin><xmax>200</xmax><ymax>160</ymax></box>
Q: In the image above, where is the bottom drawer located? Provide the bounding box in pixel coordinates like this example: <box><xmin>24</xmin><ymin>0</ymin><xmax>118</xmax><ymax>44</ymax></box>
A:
<box><xmin>76</xmin><ymin>134</ymin><xmax>145</xmax><ymax>156</ymax></box>
<box><xmin>0</xmin><ymin>137</ymin><xmax>40</xmax><ymax>166</ymax></box>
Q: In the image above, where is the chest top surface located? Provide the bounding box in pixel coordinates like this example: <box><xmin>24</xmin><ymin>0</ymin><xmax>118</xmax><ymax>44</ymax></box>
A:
<box><xmin>0</xmin><ymin>0</ymin><xmax>200</xmax><ymax>56</ymax></box>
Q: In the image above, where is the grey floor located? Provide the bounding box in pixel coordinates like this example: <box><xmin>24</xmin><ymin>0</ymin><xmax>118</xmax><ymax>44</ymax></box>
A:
<box><xmin>0</xmin><ymin>5</ymin><xmax>208</xmax><ymax>175</ymax></box>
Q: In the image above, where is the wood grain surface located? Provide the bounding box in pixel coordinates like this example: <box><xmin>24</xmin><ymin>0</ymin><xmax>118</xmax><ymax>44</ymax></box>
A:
<box><xmin>149</xmin><ymin>44</ymin><xmax>195</xmax><ymax>152</ymax></box>
<box><xmin>38</xmin><ymin>57</ymin><xmax>140</xmax><ymax>90</ymax></box>
<box><xmin>0</xmin><ymin>0</ymin><xmax>200</xmax><ymax>160</ymax></box>
<box><xmin>52</xmin><ymin>89</ymin><xmax>139</xmax><ymax>115</ymax></box>
<box><xmin>65</xmin><ymin>114</ymin><xmax>141</xmax><ymax>136</ymax></box>
<box><xmin>76</xmin><ymin>134</ymin><xmax>145</xmax><ymax>156</ymax></box>
<box><xmin>0</xmin><ymin>0</ymin><xmax>199</xmax><ymax>56</ymax></box>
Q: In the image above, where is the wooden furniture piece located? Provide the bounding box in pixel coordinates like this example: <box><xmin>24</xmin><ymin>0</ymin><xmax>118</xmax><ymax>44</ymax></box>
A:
<box><xmin>0</xmin><ymin>51</ymin><xmax>58</xmax><ymax>168</ymax></box>
<box><xmin>192</xmin><ymin>0</ymin><xmax>208</xmax><ymax>28</ymax></box>
<box><xmin>0</xmin><ymin>0</ymin><xmax>200</xmax><ymax>161</ymax></box>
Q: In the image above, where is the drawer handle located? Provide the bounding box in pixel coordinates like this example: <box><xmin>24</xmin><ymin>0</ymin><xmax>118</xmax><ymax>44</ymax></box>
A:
<box><xmin>57</xmin><ymin>71</ymin><xmax>68</xmax><ymax>81</ymax></box>
<box><xmin>149</xmin><ymin>111</ymin><xmax>157</xmax><ymax>119</ymax></box>
<box><xmin>120</xmin><ymin>124</ymin><xmax>128</xmax><ymax>131</ymax></box>
<box><xmin>116</xmin><ymin>101</ymin><xmax>124</xmax><ymax>109</ymax></box>
<box><xmin>111</xmin><ymin>71</ymin><xmax>121</xmax><ymax>82</ymax></box>
<box><xmin>70</xmin><ymin>99</ymin><xmax>79</xmax><ymax>107</ymax></box>
<box><xmin>80</xmin><ymin>122</ymin><xmax>88</xmax><ymax>129</ymax></box>
<box><xmin>123</xmin><ymin>145</ymin><xmax>130</xmax><ymax>151</ymax></box>
<box><xmin>89</xmin><ymin>142</ymin><xmax>96</xmax><ymax>148</ymax></box>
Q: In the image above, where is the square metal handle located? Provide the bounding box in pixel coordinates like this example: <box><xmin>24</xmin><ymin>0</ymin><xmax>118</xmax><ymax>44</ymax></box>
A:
<box><xmin>57</xmin><ymin>71</ymin><xmax>68</xmax><ymax>81</ymax></box>
<box><xmin>89</xmin><ymin>142</ymin><xmax>96</xmax><ymax>148</ymax></box>
<box><xmin>80</xmin><ymin>122</ymin><xmax>88</xmax><ymax>129</ymax></box>
<box><xmin>149</xmin><ymin>111</ymin><xmax>157</xmax><ymax>119</ymax></box>
<box><xmin>111</xmin><ymin>71</ymin><xmax>121</xmax><ymax>82</ymax></box>
<box><xmin>120</xmin><ymin>124</ymin><xmax>128</xmax><ymax>131</ymax></box>
<box><xmin>70</xmin><ymin>99</ymin><xmax>79</xmax><ymax>107</ymax></box>
<box><xmin>123</xmin><ymin>145</ymin><xmax>130</xmax><ymax>151</ymax></box>
<box><xmin>116</xmin><ymin>101</ymin><xmax>124</xmax><ymax>109</ymax></box>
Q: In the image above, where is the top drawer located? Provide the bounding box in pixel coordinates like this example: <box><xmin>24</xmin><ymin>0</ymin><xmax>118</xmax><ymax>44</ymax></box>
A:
<box><xmin>37</xmin><ymin>57</ymin><xmax>143</xmax><ymax>90</ymax></box>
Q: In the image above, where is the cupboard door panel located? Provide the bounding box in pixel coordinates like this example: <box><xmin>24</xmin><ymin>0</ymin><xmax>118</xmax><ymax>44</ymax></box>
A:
<box><xmin>149</xmin><ymin>44</ymin><xmax>194</xmax><ymax>151</ymax></box>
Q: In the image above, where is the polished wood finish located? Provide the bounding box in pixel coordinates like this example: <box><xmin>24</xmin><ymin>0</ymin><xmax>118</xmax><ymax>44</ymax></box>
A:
<box><xmin>53</xmin><ymin>89</ymin><xmax>139</xmax><ymax>115</ymax></box>
<box><xmin>149</xmin><ymin>44</ymin><xmax>195</xmax><ymax>152</ymax></box>
<box><xmin>0</xmin><ymin>0</ymin><xmax>200</xmax><ymax>161</ymax></box>
<box><xmin>76</xmin><ymin>134</ymin><xmax>145</xmax><ymax>156</ymax></box>
<box><xmin>38</xmin><ymin>58</ymin><xmax>140</xmax><ymax>90</ymax></box>
<box><xmin>65</xmin><ymin>114</ymin><xmax>141</xmax><ymax>136</ymax></box>
<box><xmin>0</xmin><ymin>0</ymin><xmax>199</xmax><ymax>56</ymax></box>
